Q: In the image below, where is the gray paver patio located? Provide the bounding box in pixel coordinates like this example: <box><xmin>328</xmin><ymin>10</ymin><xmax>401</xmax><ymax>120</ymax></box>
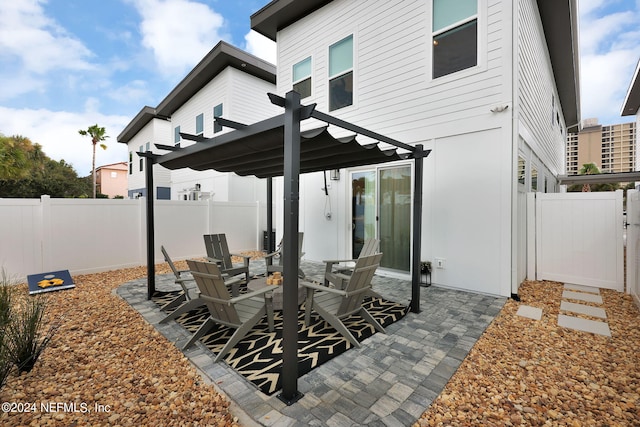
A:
<box><xmin>117</xmin><ymin>259</ymin><xmax>505</xmax><ymax>426</ymax></box>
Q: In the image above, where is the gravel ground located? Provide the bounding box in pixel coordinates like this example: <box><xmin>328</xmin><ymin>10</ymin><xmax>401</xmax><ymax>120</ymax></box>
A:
<box><xmin>414</xmin><ymin>280</ymin><xmax>640</xmax><ymax>427</ymax></box>
<box><xmin>1</xmin><ymin>265</ymin><xmax>638</xmax><ymax>426</ymax></box>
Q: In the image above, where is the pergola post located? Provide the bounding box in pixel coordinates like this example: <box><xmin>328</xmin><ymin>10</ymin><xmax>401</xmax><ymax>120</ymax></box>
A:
<box><xmin>410</xmin><ymin>145</ymin><xmax>425</xmax><ymax>313</ymax></box>
<box><xmin>267</xmin><ymin>177</ymin><xmax>273</xmax><ymax>253</ymax></box>
<box><xmin>278</xmin><ymin>90</ymin><xmax>304</xmax><ymax>405</ymax></box>
<box><xmin>144</xmin><ymin>152</ymin><xmax>156</xmax><ymax>300</ymax></box>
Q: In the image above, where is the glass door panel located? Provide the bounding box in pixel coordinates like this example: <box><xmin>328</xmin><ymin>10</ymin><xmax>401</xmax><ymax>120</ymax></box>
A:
<box><xmin>351</xmin><ymin>171</ymin><xmax>376</xmax><ymax>258</ymax></box>
<box><xmin>378</xmin><ymin>166</ymin><xmax>411</xmax><ymax>271</ymax></box>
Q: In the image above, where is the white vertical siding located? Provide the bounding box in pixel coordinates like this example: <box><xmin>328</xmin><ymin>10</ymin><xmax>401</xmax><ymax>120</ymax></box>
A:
<box><xmin>126</xmin><ymin>118</ymin><xmax>172</xmax><ymax>196</ymax></box>
<box><xmin>516</xmin><ymin>0</ymin><xmax>566</xmax><ymax>176</ymax></box>
<box><xmin>277</xmin><ymin>0</ymin><xmax>510</xmax><ymax>141</ymax></box>
<box><xmin>170</xmin><ymin>67</ymin><xmax>277</xmax><ymax>202</ymax></box>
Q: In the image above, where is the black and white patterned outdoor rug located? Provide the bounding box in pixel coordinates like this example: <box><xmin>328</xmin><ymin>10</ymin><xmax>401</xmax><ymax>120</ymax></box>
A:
<box><xmin>153</xmin><ymin>291</ymin><xmax>408</xmax><ymax>395</ymax></box>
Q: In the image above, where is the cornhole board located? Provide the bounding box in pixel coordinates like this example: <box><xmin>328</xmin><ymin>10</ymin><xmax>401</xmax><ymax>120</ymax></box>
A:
<box><xmin>27</xmin><ymin>270</ymin><xmax>75</xmax><ymax>295</ymax></box>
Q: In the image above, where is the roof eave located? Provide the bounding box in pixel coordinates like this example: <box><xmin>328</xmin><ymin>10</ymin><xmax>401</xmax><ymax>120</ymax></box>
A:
<box><xmin>537</xmin><ymin>0</ymin><xmax>581</xmax><ymax>131</ymax></box>
<box><xmin>250</xmin><ymin>0</ymin><xmax>333</xmax><ymax>41</ymax></box>
<box><xmin>621</xmin><ymin>59</ymin><xmax>640</xmax><ymax>116</ymax></box>
<box><xmin>156</xmin><ymin>41</ymin><xmax>276</xmax><ymax>117</ymax></box>
<box><xmin>117</xmin><ymin>106</ymin><xmax>159</xmax><ymax>144</ymax></box>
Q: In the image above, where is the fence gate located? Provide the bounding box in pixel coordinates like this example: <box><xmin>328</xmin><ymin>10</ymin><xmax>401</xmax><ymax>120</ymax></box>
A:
<box><xmin>626</xmin><ymin>190</ymin><xmax>640</xmax><ymax>308</ymax></box>
<box><xmin>530</xmin><ymin>190</ymin><xmax>624</xmax><ymax>291</ymax></box>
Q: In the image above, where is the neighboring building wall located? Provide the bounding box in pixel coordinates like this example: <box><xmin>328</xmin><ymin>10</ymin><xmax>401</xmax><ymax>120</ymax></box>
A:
<box><xmin>126</xmin><ymin>118</ymin><xmax>172</xmax><ymax>199</ymax></box>
<box><xmin>171</xmin><ymin>67</ymin><xmax>279</xmax><ymax>203</ymax></box>
<box><xmin>566</xmin><ymin>119</ymin><xmax>637</xmax><ymax>175</ymax></box>
<box><xmin>96</xmin><ymin>162</ymin><xmax>128</xmax><ymax>198</ymax></box>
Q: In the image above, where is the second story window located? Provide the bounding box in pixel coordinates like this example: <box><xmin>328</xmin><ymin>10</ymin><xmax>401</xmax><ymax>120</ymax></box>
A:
<box><xmin>139</xmin><ymin>145</ymin><xmax>144</xmax><ymax>172</ymax></box>
<box><xmin>196</xmin><ymin>113</ymin><xmax>204</xmax><ymax>135</ymax></box>
<box><xmin>329</xmin><ymin>35</ymin><xmax>353</xmax><ymax>111</ymax></box>
<box><xmin>213</xmin><ymin>103</ymin><xmax>223</xmax><ymax>133</ymax></box>
<box><xmin>432</xmin><ymin>0</ymin><xmax>478</xmax><ymax>79</ymax></box>
<box><xmin>128</xmin><ymin>151</ymin><xmax>133</xmax><ymax>175</ymax></box>
<box><xmin>174</xmin><ymin>125</ymin><xmax>181</xmax><ymax>145</ymax></box>
<box><xmin>293</xmin><ymin>57</ymin><xmax>312</xmax><ymax>98</ymax></box>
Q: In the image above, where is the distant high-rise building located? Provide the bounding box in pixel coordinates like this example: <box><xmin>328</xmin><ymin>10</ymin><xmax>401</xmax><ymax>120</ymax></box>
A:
<box><xmin>566</xmin><ymin>118</ymin><xmax>636</xmax><ymax>175</ymax></box>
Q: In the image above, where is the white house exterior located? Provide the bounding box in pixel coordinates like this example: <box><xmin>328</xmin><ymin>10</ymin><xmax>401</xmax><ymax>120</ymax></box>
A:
<box><xmin>251</xmin><ymin>0</ymin><xmax>580</xmax><ymax>297</ymax></box>
<box><xmin>118</xmin><ymin>41</ymin><xmax>279</xmax><ymax>202</ymax></box>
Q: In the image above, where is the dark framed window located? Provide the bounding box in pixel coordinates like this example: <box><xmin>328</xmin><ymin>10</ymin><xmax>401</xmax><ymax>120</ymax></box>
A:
<box><xmin>174</xmin><ymin>126</ymin><xmax>181</xmax><ymax>145</ymax></box>
<box><xmin>213</xmin><ymin>103</ymin><xmax>223</xmax><ymax>133</ymax></box>
<box><xmin>432</xmin><ymin>0</ymin><xmax>478</xmax><ymax>79</ymax></box>
<box><xmin>196</xmin><ymin>113</ymin><xmax>204</xmax><ymax>135</ymax></box>
<box><xmin>329</xmin><ymin>35</ymin><xmax>353</xmax><ymax>111</ymax></box>
<box><xmin>139</xmin><ymin>145</ymin><xmax>144</xmax><ymax>172</ymax></box>
<box><xmin>128</xmin><ymin>152</ymin><xmax>133</xmax><ymax>175</ymax></box>
<box><xmin>293</xmin><ymin>57</ymin><xmax>312</xmax><ymax>98</ymax></box>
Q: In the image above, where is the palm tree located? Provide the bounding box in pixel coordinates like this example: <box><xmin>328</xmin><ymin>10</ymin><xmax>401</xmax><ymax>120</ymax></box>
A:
<box><xmin>78</xmin><ymin>125</ymin><xmax>108</xmax><ymax>198</ymax></box>
<box><xmin>578</xmin><ymin>162</ymin><xmax>600</xmax><ymax>193</ymax></box>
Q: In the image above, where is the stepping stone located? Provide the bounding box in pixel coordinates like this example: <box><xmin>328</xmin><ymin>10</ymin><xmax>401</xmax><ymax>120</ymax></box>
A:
<box><xmin>516</xmin><ymin>305</ymin><xmax>542</xmax><ymax>320</ymax></box>
<box><xmin>564</xmin><ymin>283</ymin><xmax>600</xmax><ymax>295</ymax></box>
<box><xmin>558</xmin><ymin>314</ymin><xmax>611</xmax><ymax>337</ymax></box>
<box><xmin>562</xmin><ymin>290</ymin><xmax>603</xmax><ymax>304</ymax></box>
<box><xmin>560</xmin><ymin>301</ymin><xmax>607</xmax><ymax>319</ymax></box>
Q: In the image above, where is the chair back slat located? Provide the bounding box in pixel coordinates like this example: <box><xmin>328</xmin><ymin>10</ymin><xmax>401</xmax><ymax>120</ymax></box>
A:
<box><xmin>203</xmin><ymin>234</ymin><xmax>233</xmax><ymax>269</ymax></box>
<box><xmin>187</xmin><ymin>259</ymin><xmax>240</xmax><ymax>325</ymax></box>
<box><xmin>358</xmin><ymin>238</ymin><xmax>380</xmax><ymax>258</ymax></box>
<box><xmin>161</xmin><ymin>245</ymin><xmax>181</xmax><ymax>279</ymax></box>
<box><xmin>338</xmin><ymin>253</ymin><xmax>382</xmax><ymax>314</ymax></box>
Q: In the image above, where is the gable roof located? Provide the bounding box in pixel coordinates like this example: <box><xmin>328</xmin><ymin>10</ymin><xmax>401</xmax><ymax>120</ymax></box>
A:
<box><xmin>621</xmin><ymin>59</ymin><xmax>640</xmax><ymax>116</ymax></box>
<box><xmin>252</xmin><ymin>0</ymin><xmax>580</xmax><ymax>130</ymax></box>
<box><xmin>117</xmin><ymin>41</ymin><xmax>276</xmax><ymax>144</ymax></box>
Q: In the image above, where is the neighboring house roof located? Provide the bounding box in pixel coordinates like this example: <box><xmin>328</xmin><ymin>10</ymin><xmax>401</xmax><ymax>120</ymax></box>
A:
<box><xmin>117</xmin><ymin>41</ymin><xmax>277</xmax><ymax>144</ymax></box>
<box><xmin>251</xmin><ymin>0</ymin><xmax>581</xmax><ymax>130</ymax></box>
<box><xmin>156</xmin><ymin>41</ymin><xmax>276</xmax><ymax>117</ymax></box>
<box><xmin>621</xmin><ymin>59</ymin><xmax>640</xmax><ymax>116</ymax></box>
<box><xmin>96</xmin><ymin>162</ymin><xmax>128</xmax><ymax>171</ymax></box>
<box><xmin>117</xmin><ymin>106</ymin><xmax>159</xmax><ymax>144</ymax></box>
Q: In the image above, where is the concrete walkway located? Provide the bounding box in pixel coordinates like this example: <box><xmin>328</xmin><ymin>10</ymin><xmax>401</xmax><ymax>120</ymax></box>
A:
<box><xmin>117</xmin><ymin>260</ymin><xmax>505</xmax><ymax>426</ymax></box>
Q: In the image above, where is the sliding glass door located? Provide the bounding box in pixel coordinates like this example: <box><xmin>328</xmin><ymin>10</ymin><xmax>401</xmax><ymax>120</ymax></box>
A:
<box><xmin>350</xmin><ymin>165</ymin><xmax>412</xmax><ymax>272</ymax></box>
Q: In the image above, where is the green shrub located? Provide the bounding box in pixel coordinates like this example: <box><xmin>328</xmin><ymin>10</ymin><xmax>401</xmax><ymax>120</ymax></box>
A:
<box><xmin>7</xmin><ymin>295</ymin><xmax>57</xmax><ymax>373</ymax></box>
<box><xmin>0</xmin><ymin>270</ymin><xmax>15</xmax><ymax>388</ymax></box>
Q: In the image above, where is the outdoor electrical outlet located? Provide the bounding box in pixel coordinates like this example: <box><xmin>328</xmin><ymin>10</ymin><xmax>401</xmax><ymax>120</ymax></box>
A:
<box><xmin>435</xmin><ymin>258</ymin><xmax>445</xmax><ymax>269</ymax></box>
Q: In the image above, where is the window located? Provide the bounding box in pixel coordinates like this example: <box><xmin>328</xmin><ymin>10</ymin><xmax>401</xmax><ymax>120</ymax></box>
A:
<box><xmin>531</xmin><ymin>167</ymin><xmax>538</xmax><ymax>191</ymax></box>
<box><xmin>174</xmin><ymin>126</ymin><xmax>181</xmax><ymax>145</ymax></box>
<box><xmin>329</xmin><ymin>35</ymin><xmax>353</xmax><ymax>111</ymax></box>
<box><xmin>196</xmin><ymin>113</ymin><xmax>204</xmax><ymax>135</ymax></box>
<box><xmin>128</xmin><ymin>152</ymin><xmax>133</xmax><ymax>175</ymax></box>
<box><xmin>293</xmin><ymin>57</ymin><xmax>312</xmax><ymax>98</ymax></box>
<box><xmin>213</xmin><ymin>104</ymin><xmax>223</xmax><ymax>133</ymax></box>
<box><xmin>432</xmin><ymin>0</ymin><xmax>478</xmax><ymax>79</ymax></box>
<box><xmin>518</xmin><ymin>156</ymin><xmax>526</xmax><ymax>186</ymax></box>
<box><xmin>139</xmin><ymin>145</ymin><xmax>144</xmax><ymax>172</ymax></box>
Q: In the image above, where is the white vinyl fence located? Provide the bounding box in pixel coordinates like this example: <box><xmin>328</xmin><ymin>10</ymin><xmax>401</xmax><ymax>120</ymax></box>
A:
<box><xmin>626</xmin><ymin>190</ymin><xmax>640</xmax><ymax>309</ymax></box>
<box><xmin>0</xmin><ymin>196</ymin><xmax>269</xmax><ymax>281</ymax></box>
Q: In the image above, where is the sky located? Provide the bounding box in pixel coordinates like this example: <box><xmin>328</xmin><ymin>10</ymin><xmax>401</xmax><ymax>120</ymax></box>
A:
<box><xmin>0</xmin><ymin>0</ymin><xmax>639</xmax><ymax>177</ymax></box>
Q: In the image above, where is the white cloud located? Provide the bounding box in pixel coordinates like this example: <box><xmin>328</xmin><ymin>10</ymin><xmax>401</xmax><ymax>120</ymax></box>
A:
<box><xmin>244</xmin><ymin>30</ymin><xmax>277</xmax><ymax>65</ymax></box>
<box><xmin>0</xmin><ymin>107</ymin><xmax>130</xmax><ymax>176</ymax></box>
<box><xmin>579</xmin><ymin>0</ymin><xmax>640</xmax><ymax>123</ymax></box>
<box><xmin>129</xmin><ymin>0</ymin><xmax>229</xmax><ymax>78</ymax></box>
<box><xmin>0</xmin><ymin>0</ymin><xmax>93</xmax><ymax>74</ymax></box>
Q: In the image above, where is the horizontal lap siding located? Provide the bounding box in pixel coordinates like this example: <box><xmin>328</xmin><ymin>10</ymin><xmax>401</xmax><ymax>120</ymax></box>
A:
<box><xmin>278</xmin><ymin>0</ymin><xmax>508</xmax><ymax>142</ymax></box>
<box><xmin>517</xmin><ymin>0</ymin><xmax>565</xmax><ymax>175</ymax></box>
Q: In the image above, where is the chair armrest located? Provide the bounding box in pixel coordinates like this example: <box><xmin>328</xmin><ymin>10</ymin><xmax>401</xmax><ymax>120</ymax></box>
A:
<box><xmin>228</xmin><ymin>285</ymin><xmax>280</xmax><ymax>304</ymax></box>
<box><xmin>206</xmin><ymin>257</ymin><xmax>223</xmax><ymax>264</ymax></box>
<box><xmin>264</xmin><ymin>250</ymin><xmax>280</xmax><ymax>259</ymax></box>
<box><xmin>230</xmin><ymin>253</ymin><xmax>251</xmax><ymax>266</ymax></box>
<box><xmin>175</xmin><ymin>277</ymin><xmax>194</xmax><ymax>284</ymax></box>
<box><xmin>322</xmin><ymin>258</ymin><xmax>357</xmax><ymax>264</ymax></box>
<box><xmin>300</xmin><ymin>280</ymin><xmax>347</xmax><ymax>296</ymax></box>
